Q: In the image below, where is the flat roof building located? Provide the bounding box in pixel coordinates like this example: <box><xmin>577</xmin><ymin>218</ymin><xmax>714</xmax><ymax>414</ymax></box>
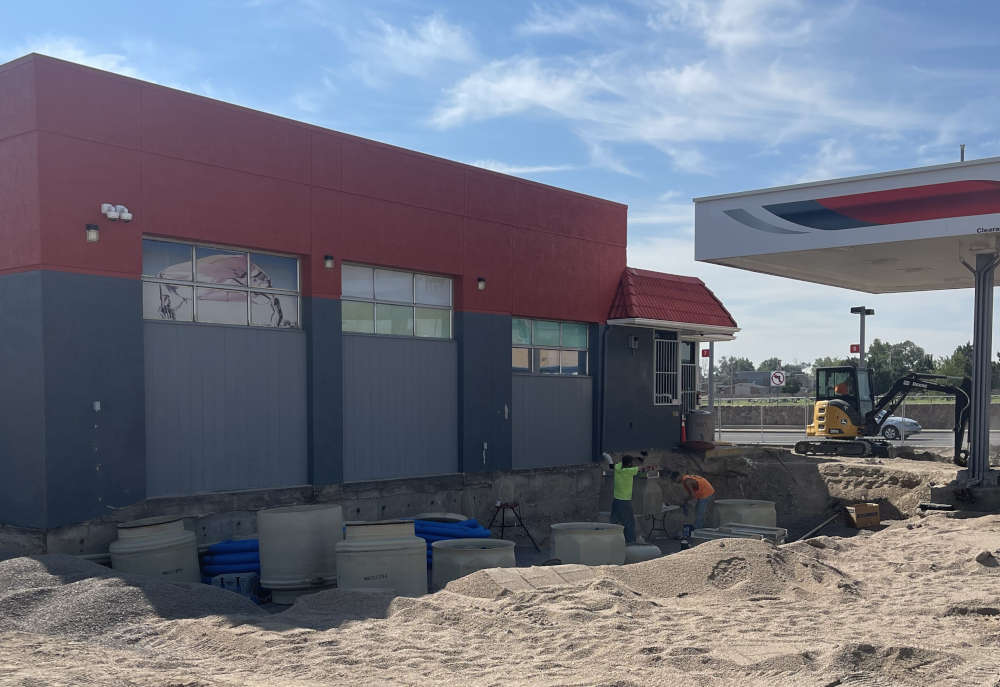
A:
<box><xmin>0</xmin><ymin>54</ymin><xmax>736</xmax><ymax>530</ymax></box>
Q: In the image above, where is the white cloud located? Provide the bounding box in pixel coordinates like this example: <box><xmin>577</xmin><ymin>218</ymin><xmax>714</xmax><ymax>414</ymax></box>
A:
<box><xmin>469</xmin><ymin>159</ymin><xmax>577</xmax><ymax>175</ymax></box>
<box><xmin>517</xmin><ymin>4</ymin><xmax>627</xmax><ymax>36</ymax></box>
<box><xmin>646</xmin><ymin>0</ymin><xmax>817</xmax><ymax>52</ymax></box>
<box><xmin>7</xmin><ymin>36</ymin><xmax>141</xmax><ymax>77</ymax></box>
<box><xmin>353</xmin><ymin>14</ymin><xmax>476</xmax><ymax>84</ymax></box>
<box><xmin>784</xmin><ymin>138</ymin><xmax>867</xmax><ymax>185</ymax></box>
<box><xmin>586</xmin><ymin>140</ymin><xmax>641</xmax><ymax>177</ymax></box>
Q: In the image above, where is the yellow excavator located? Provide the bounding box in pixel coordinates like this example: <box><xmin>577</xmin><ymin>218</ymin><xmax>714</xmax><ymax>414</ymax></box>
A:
<box><xmin>794</xmin><ymin>366</ymin><xmax>972</xmax><ymax>464</ymax></box>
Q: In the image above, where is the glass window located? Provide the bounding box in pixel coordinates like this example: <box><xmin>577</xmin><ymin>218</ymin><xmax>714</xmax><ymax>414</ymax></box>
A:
<box><xmin>374</xmin><ymin>269</ymin><xmax>413</xmax><ymax>302</ymax></box>
<box><xmin>512</xmin><ymin>318</ymin><xmax>531</xmax><ymax>345</ymax></box>
<box><xmin>342</xmin><ymin>264</ymin><xmax>374</xmax><ymax>299</ymax></box>
<box><xmin>251</xmin><ymin>253</ymin><xmax>297</xmax><ymax>291</ymax></box>
<box><xmin>415</xmin><ymin>307</ymin><xmax>450</xmax><ymax>338</ymax></box>
<box><xmin>197</xmin><ymin>288</ymin><xmax>248</xmax><ymax>325</ymax></box>
<box><xmin>561</xmin><ymin>323</ymin><xmax>588</xmax><ymax>349</ymax></box>
<box><xmin>142</xmin><ymin>239</ymin><xmax>192</xmax><ymax>280</ymax></box>
<box><xmin>560</xmin><ymin>349</ymin><xmax>586</xmax><ymax>376</ymax></box>
<box><xmin>512</xmin><ymin>348</ymin><xmax>531</xmax><ymax>373</ymax></box>
<box><xmin>376</xmin><ymin>303</ymin><xmax>414</xmax><ymax>336</ymax></box>
<box><xmin>143</xmin><ymin>282</ymin><xmax>193</xmax><ymax>321</ymax></box>
<box><xmin>342</xmin><ymin>301</ymin><xmax>375</xmax><ymax>334</ymax></box>
<box><xmin>681</xmin><ymin>341</ymin><xmax>697</xmax><ymax>365</ymax></box>
<box><xmin>512</xmin><ymin>318</ymin><xmax>590</xmax><ymax>376</ymax></box>
<box><xmin>196</xmin><ymin>246</ymin><xmax>248</xmax><ymax>286</ymax></box>
<box><xmin>414</xmin><ymin>274</ymin><xmax>452</xmax><ymax>306</ymax></box>
<box><xmin>142</xmin><ymin>239</ymin><xmax>299</xmax><ymax>329</ymax></box>
<box><xmin>538</xmin><ymin>349</ymin><xmax>561</xmax><ymax>374</ymax></box>
<box><xmin>532</xmin><ymin>321</ymin><xmax>560</xmax><ymax>346</ymax></box>
<box><xmin>251</xmin><ymin>292</ymin><xmax>299</xmax><ymax>328</ymax></box>
<box><xmin>341</xmin><ymin>264</ymin><xmax>452</xmax><ymax>340</ymax></box>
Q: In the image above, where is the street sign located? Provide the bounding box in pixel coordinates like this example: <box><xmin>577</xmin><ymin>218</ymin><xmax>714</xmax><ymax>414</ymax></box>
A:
<box><xmin>769</xmin><ymin>370</ymin><xmax>786</xmax><ymax>387</ymax></box>
<box><xmin>701</xmin><ymin>348</ymin><xmax>710</xmax><ymax>358</ymax></box>
<box><xmin>850</xmin><ymin>344</ymin><xmax>861</xmax><ymax>353</ymax></box>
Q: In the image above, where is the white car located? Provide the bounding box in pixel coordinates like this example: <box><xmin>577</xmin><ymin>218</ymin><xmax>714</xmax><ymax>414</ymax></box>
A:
<box><xmin>880</xmin><ymin>416</ymin><xmax>922</xmax><ymax>440</ymax></box>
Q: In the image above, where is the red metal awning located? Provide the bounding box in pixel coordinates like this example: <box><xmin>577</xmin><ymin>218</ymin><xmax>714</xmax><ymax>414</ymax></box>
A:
<box><xmin>607</xmin><ymin>268</ymin><xmax>739</xmax><ymax>339</ymax></box>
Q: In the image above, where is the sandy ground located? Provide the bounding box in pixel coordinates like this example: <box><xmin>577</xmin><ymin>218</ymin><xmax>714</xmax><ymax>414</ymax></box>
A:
<box><xmin>1</xmin><ymin>511</ymin><xmax>999</xmax><ymax>686</ymax></box>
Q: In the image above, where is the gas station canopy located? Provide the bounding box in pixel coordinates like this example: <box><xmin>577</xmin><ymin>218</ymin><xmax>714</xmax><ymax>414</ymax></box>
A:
<box><xmin>694</xmin><ymin>156</ymin><xmax>1000</xmax><ymax>294</ymax></box>
<box><xmin>694</xmin><ymin>155</ymin><xmax>1000</xmax><ymax>486</ymax></box>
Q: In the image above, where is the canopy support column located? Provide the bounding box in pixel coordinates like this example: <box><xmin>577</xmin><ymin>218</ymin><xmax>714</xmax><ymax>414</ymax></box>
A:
<box><xmin>966</xmin><ymin>252</ymin><xmax>1000</xmax><ymax>485</ymax></box>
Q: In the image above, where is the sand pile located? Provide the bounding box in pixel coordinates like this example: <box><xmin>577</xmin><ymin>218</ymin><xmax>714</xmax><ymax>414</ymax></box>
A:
<box><xmin>0</xmin><ymin>554</ymin><xmax>263</xmax><ymax>637</ymax></box>
<box><xmin>1</xmin><ymin>511</ymin><xmax>999</xmax><ymax>685</ymax></box>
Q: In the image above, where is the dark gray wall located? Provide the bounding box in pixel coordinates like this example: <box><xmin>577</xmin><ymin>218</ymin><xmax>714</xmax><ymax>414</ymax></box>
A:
<box><xmin>603</xmin><ymin>325</ymin><xmax>681</xmax><ymax>452</ymax></box>
<box><xmin>144</xmin><ymin>322</ymin><xmax>308</xmax><ymax>497</ymax></box>
<box><xmin>512</xmin><ymin>375</ymin><xmax>593</xmax><ymax>469</ymax></box>
<box><xmin>456</xmin><ymin>312</ymin><xmax>512</xmax><ymax>472</ymax></box>
<box><xmin>43</xmin><ymin>272</ymin><xmax>147</xmax><ymax>526</ymax></box>
<box><xmin>303</xmin><ymin>297</ymin><xmax>343</xmax><ymax>485</ymax></box>
<box><xmin>342</xmin><ymin>335</ymin><xmax>458</xmax><ymax>482</ymax></box>
<box><xmin>0</xmin><ymin>272</ymin><xmax>47</xmax><ymax>528</ymax></box>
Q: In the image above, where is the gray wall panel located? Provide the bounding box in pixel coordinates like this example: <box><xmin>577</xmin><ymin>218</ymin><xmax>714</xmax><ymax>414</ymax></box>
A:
<box><xmin>603</xmin><ymin>326</ymin><xmax>681</xmax><ymax>452</ymax></box>
<box><xmin>144</xmin><ymin>323</ymin><xmax>308</xmax><ymax>497</ymax></box>
<box><xmin>512</xmin><ymin>376</ymin><xmax>593</xmax><ymax>469</ymax></box>
<box><xmin>342</xmin><ymin>336</ymin><xmax>458</xmax><ymax>482</ymax></box>
<box><xmin>0</xmin><ymin>272</ymin><xmax>46</xmax><ymax>528</ymax></box>
<box><xmin>456</xmin><ymin>312</ymin><xmax>512</xmax><ymax>472</ymax></box>
<box><xmin>303</xmin><ymin>298</ymin><xmax>343</xmax><ymax>485</ymax></box>
<box><xmin>43</xmin><ymin>272</ymin><xmax>146</xmax><ymax>527</ymax></box>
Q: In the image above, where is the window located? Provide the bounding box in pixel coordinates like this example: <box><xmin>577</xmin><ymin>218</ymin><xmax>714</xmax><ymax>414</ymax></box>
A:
<box><xmin>511</xmin><ymin>318</ymin><xmax>589</xmax><ymax>375</ymax></box>
<box><xmin>341</xmin><ymin>264</ymin><xmax>452</xmax><ymax>339</ymax></box>
<box><xmin>142</xmin><ymin>239</ymin><xmax>299</xmax><ymax>328</ymax></box>
<box><xmin>680</xmin><ymin>341</ymin><xmax>699</xmax><ymax>412</ymax></box>
<box><xmin>654</xmin><ymin>332</ymin><xmax>679</xmax><ymax>405</ymax></box>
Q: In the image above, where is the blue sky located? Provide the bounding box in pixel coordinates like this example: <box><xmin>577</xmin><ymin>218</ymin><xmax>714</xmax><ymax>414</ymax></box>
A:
<box><xmin>4</xmin><ymin>0</ymin><xmax>1000</xmax><ymax>366</ymax></box>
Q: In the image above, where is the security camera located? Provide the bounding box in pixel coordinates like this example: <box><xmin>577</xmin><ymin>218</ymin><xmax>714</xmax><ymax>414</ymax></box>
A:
<box><xmin>116</xmin><ymin>205</ymin><xmax>132</xmax><ymax>223</ymax></box>
<box><xmin>100</xmin><ymin>203</ymin><xmax>115</xmax><ymax>215</ymax></box>
<box><xmin>106</xmin><ymin>207</ymin><xmax>119</xmax><ymax>221</ymax></box>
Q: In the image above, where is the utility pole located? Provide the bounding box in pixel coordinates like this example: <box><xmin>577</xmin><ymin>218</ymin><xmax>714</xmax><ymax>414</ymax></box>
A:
<box><xmin>850</xmin><ymin>306</ymin><xmax>875</xmax><ymax>369</ymax></box>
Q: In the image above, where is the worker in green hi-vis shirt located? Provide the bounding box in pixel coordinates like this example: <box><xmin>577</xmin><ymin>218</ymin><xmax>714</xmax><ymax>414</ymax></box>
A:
<box><xmin>603</xmin><ymin>452</ymin><xmax>655</xmax><ymax>544</ymax></box>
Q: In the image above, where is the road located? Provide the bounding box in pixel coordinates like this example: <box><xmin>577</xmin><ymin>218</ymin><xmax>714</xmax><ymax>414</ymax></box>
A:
<box><xmin>718</xmin><ymin>428</ymin><xmax>1000</xmax><ymax>448</ymax></box>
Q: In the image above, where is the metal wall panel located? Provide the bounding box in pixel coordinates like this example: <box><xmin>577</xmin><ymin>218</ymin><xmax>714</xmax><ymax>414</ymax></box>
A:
<box><xmin>342</xmin><ymin>335</ymin><xmax>458</xmax><ymax>482</ymax></box>
<box><xmin>0</xmin><ymin>272</ymin><xmax>46</xmax><ymax>528</ymax></box>
<box><xmin>512</xmin><ymin>376</ymin><xmax>593</xmax><ymax>469</ymax></box>
<box><xmin>144</xmin><ymin>322</ymin><xmax>308</xmax><ymax>497</ymax></box>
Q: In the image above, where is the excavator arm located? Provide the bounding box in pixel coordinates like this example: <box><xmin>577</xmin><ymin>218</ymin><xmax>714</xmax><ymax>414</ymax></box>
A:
<box><xmin>862</xmin><ymin>373</ymin><xmax>972</xmax><ymax>466</ymax></box>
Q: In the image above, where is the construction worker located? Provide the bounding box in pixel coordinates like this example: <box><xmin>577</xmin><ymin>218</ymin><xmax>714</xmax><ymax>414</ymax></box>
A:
<box><xmin>670</xmin><ymin>472</ymin><xmax>716</xmax><ymax>529</ymax></box>
<box><xmin>603</xmin><ymin>452</ymin><xmax>655</xmax><ymax>544</ymax></box>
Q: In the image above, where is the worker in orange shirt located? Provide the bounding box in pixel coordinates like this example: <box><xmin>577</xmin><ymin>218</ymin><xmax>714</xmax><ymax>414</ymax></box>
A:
<box><xmin>670</xmin><ymin>472</ymin><xmax>715</xmax><ymax>529</ymax></box>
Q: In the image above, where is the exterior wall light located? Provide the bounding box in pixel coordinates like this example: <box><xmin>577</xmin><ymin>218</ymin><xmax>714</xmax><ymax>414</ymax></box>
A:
<box><xmin>477</xmin><ymin>277</ymin><xmax>486</xmax><ymax>291</ymax></box>
<box><xmin>101</xmin><ymin>203</ymin><xmax>132</xmax><ymax>222</ymax></box>
<box><xmin>324</xmin><ymin>255</ymin><xmax>335</xmax><ymax>269</ymax></box>
<box><xmin>85</xmin><ymin>224</ymin><xmax>100</xmax><ymax>243</ymax></box>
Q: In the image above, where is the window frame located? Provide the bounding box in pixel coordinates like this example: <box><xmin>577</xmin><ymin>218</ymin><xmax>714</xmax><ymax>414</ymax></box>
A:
<box><xmin>511</xmin><ymin>318</ymin><xmax>590</xmax><ymax>376</ymax></box>
<box><xmin>679</xmin><ymin>339</ymin><xmax>699</xmax><ymax>412</ymax></box>
<box><xmin>653</xmin><ymin>331</ymin><xmax>680</xmax><ymax>406</ymax></box>
<box><xmin>340</xmin><ymin>262</ymin><xmax>454</xmax><ymax>340</ymax></box>
<box><xmin>141</xmin><ymin>237</ymin><xmax>301</xmax><ymax>329</ymax></box>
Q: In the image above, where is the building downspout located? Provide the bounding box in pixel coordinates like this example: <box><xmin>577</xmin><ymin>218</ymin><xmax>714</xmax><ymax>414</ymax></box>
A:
<box><xmin>600</xmin><ymin>324</ymin><xmax>610</xmax><ymax>455</ymax></box>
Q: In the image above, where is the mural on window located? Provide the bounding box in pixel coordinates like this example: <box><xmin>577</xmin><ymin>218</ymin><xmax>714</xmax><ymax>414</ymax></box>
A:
<box><xmin>142</xmin><ymin>239</ymin><xmax>300</xmax><ymax>328</ymax></box>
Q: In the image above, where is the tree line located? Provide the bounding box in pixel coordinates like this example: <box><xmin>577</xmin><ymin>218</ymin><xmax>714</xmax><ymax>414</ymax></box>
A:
<box><xmin>713</xmin><ymin>340</ymin><xmax>1000</xmax><ymax>396</ymax></box>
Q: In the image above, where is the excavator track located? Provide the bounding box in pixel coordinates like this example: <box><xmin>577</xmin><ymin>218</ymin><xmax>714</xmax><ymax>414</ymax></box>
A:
<box><xmin>794</xmin><ymin>439</ymin><xmax>895</xmax><ymax>459</ymax></box>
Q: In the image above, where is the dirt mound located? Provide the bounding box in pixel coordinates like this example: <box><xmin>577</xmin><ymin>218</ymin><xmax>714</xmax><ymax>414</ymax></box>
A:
<box><xmin>826</xmin><ymin>642</ymin><xmax>960</xmax><ymax>683</ymax></box>
<box><xmin>608</xmin><ymin>538</ymin><xmax>858</xmax><ymax>600</ymax></box>
<box><xmin>0</xmin><ymin>555</ymin><xmax>263</xmax><ymax>638</ymax></box>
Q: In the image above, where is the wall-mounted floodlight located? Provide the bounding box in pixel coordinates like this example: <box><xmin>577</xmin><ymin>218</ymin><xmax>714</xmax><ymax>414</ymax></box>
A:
<box><xmin>101</xmin><ymin>203</ymin><xmax>132</xmax><ymax>222</ymax></box>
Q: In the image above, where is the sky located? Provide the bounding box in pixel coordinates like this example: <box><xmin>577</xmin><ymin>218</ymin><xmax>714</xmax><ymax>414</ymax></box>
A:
<box><xmin>4</xmin><ymin>0</ymin><xmax>1000</xmax><ymax>368</ymax></box>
